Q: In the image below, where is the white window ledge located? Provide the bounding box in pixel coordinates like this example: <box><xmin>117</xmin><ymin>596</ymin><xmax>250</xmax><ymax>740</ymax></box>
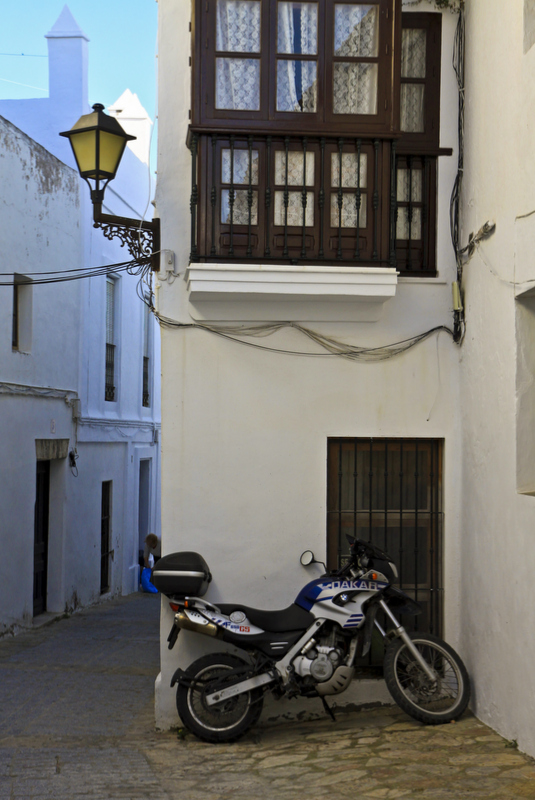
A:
<box><xmin>186</xmin><ymin>263</ymin><xmax>398</xmax><ymax>322</ymax></box>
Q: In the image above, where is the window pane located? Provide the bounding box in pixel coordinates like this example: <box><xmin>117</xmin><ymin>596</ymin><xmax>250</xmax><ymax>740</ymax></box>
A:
<box><xmin>334</xmin><ymin>5</ymin><xmax>378</xmax><ymax>57</ymax></box>
<box><xmin>333</xmin><ymin>62</ymin><xmax>378</xmax><ymax>114</ymax></box>
<box><xmin>222</xmin><ymin>149</ymin><xmax>259</xmax><ymax>183</ymax></box>
<box><xmin>274</xmin><ymin>191</ymin><xmax>314</xmax><ymax>225</ymax></box>
<box><xmin>401</xmin><ymin>28</ymin><xmax>426</xmax><ymax>78</ymax></box>
<box><xmin>331</xmin><ymin>152</ymin><xmax>367</xmax><ymax>188</ymax></box>
<box><xmin>277</xmin><ymin>60</ymin><xmax>317</xmax><ymax>111</ymax></box>
<box><xmin>216</xmin><ymin>58</ymin><xmax>260</xmax><ymax>110</ymax></box>
<box><xmin>275</xmin><ymin>150</ymin><xmax>315</xmax><ymax>185</ymax></box>
<box><xmin>216</xmin><ymin>0</ymin><xmax>261</xmax><ymax>53</ymax></box>
<box><xmin>397</xmin><ymin>168</ymin><xmax>422</xmax><ymax>202</ymax></box>
<box><xmin>330</xmin><ymin>193</ymin><xmax>367</xmax><ymax>227</ymax></box>
<box><xmin>397</xmin><ymin>207</ymin><xmax>422</xmax><ymax>240</ymax></box>
<box><xmin>277</xmin><ymin>2</ymin><xmax>318</xmax><ymax>54</ymax></box>
<box><xmin>221</xmin><ymin>189</ymin><xmax>258</xmax><ymax>224</ymax></box>
<box><xmin>400</xmin><ymin>84</ymin><xmax>425</xmax><ymax>132</ymax></box>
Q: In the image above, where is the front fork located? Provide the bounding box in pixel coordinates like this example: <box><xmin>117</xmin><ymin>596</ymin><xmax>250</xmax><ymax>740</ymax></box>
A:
<box><xmin>376</xmin><ymin>599</ymin><xmax>436</xmax><ymax>683</ymax></box>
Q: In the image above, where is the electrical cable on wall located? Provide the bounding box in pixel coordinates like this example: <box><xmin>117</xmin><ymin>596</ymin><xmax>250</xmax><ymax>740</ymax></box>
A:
<box><xmin>0</xmin><ymin>255</ymin><xmax>153</xmax><ymax>286</ymax></box>
<box><xmin>152</xmin><ymin>308</ymin><xmax>454</xmax><ymax>363</ymax></box>
<box><xmin>449</xmin><ymin>1</ymin><xmax>465</xmax><ymax>344</ymax></box>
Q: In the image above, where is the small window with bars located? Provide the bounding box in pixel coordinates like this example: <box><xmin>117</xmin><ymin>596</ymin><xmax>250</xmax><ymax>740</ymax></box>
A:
<box><xmin>105</xmin><ymin>277</ymin><xmax>116</xmax><ymax>403</ymax></box>
<box><xmin>327</xmin><ymin>437</ymin><xmax>444</xmax><ymax>642</ymax></box>
<box><xmin>142</xmin><ymin>299</ymin><xmax>151</xmax><ymax>408</ymax></box>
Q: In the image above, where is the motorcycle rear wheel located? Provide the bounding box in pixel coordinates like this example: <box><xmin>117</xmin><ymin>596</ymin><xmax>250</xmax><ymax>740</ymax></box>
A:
<box><xmin>384</xmin><ymin>632</ymin><xmax>470</xmax><ymax>725</ymax></box>
<box><xmin>176</xmin><ymin>653</ymin><xmax>264</xmax><ymax>742</ymax></box>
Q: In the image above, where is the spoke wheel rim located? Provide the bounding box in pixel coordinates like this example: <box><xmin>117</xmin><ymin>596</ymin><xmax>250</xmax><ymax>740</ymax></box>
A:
<box><xmin>393</xmin><ymin>639</ymin><xmax>463</xmax><ymax>716</ymax></box>
<box><xmin>187</xmin><ymin>663</ymin><xmax>251</xmax><ymax>733</ymax></box>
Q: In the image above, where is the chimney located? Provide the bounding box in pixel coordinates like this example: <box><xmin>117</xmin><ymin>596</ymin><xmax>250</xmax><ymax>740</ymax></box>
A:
<box><xmin>45</xmin><ymin>4</ymin><xmax>89</xmax><ymax>116</ymax></box>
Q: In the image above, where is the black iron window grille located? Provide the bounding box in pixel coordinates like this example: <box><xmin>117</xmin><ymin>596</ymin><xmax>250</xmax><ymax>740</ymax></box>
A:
<box><xmin>142</xmin><ymin>356</ymin><xmax>150</xmax><ymax>408</ymax></box>
<box><xmin>105</xmin><ymin>276</ymin><xmax>116</xmax><ymax>402</ymax></box>
<box><xmin>105</xmin><ymin>343</ymin><xmax>116</xmax><ymax>402</ymax></box>
<box><xmin>327</xmin><ymin>438</ymin><xmax>444</xmax><ymax>654</ymax></box>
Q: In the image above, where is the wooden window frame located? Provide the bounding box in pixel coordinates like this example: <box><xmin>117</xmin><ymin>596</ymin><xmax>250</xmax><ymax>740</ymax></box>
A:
<box><xmin>394</xmin><ymin>154</ymin><xmax>437</xmax><ymax>275</ymax></box>
<box><xmin>398</xmin><ymin>12</ymin><xmax>442</xmax><ymax>155</ymax></box>
<box><xmin>196</xmin><ymin>134</ymin><xmax>392</xmax><ymax>265</ymax></box>
<box><xmin>192</xmin><ymin>0</ymin><xmax>401</xmax><ymax>137</ymax></box>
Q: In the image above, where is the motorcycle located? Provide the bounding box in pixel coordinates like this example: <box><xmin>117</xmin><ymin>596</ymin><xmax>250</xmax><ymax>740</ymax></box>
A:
<box><xmin>153</xmin><ymin>536</ymin><xmax>470</xmax><ymax>743</ymax></box>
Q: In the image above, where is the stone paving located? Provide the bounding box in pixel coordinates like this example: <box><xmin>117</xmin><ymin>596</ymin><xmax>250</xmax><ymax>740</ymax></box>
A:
<box><xmin>1</xmin><ymin>592</ymin><xmax>535</xmax><ymax>799</ymax></box>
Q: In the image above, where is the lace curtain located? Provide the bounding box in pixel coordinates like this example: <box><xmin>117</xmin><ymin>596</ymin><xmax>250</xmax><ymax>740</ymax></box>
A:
<box><xmin>277</xmin><ymin>2</ymin><xmax>318</xmax><ymax>112</ymax></box>
<box><xmin>221</xmin><ymin>148</ymin><xmax>259</xmax><ymax>224</ymax></box>
<box><xmin>400</xmin><ymin>28</ymin><xmax>426</xmax><ymax>132</ymax></box>
<box><xmin>333</xmin><ymin>4</ymin><xmax>378</xmax><ymax>115</ymax></box>
<box><xmin>216</xmin><ymin>0</ymin><xmax>261</xmax><ymax>110</ymax></box>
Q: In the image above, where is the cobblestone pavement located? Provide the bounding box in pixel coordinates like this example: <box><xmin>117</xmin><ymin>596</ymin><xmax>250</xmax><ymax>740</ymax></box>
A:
<box><xmin>1</xmin><ymin>593</ymin><xmax>535</xmax><ymax>799</ymax></box>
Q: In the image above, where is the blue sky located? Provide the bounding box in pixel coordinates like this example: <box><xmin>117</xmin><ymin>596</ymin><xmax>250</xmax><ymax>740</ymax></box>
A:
<box><xmin>0</xmin><ymin>1</ymin><xmax>158</xmax><ymax>124</ymax></box>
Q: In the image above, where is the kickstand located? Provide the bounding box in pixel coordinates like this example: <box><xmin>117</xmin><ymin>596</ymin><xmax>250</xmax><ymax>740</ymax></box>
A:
<box><xmin>321</xmin><ymin>697</ymin><xmax>336</xmax><ymax>722</ymax></box>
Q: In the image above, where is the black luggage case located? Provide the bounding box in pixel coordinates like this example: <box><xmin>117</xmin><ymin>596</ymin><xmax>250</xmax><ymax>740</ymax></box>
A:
<box><xmin>151</xmin><ymin>551</ymin><xmax>212</xmax><ymax>597</ymax></box>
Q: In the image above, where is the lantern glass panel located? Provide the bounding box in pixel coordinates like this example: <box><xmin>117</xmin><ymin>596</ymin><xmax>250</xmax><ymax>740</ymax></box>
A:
<box><xmin>98</xmin><ymin>131</ymin><xmax>127</xmax><ymax>177</ymax></box>
<box><xmin>70</xmin><ymin>130</ymin><xmax>98</xmax><ymax>177</ymax></box>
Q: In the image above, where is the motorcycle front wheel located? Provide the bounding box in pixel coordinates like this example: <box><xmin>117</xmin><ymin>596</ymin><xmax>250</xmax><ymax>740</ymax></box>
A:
<box><xmin>383</xmin><ymin>632</ymin><xmax>470</xmax><ymax>725</ymax></box>
<box><xmin>176</xmin><ymin>652</ymin><xmax>264</xmax><ymax>742</ymax></box>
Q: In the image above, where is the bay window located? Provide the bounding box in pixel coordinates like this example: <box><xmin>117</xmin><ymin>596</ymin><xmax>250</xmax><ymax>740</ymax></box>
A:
<box><xmin>188</xmin><ymin>1</ymin><xmax>447</xmax><ymax>274</ymax></box>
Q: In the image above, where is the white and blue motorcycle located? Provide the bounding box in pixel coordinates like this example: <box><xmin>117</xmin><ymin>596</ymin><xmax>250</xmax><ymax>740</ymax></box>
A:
<box><xmin>153</xmin><ymin>536</ymin><xmax>470</xmax><ymax>742</ymax></box>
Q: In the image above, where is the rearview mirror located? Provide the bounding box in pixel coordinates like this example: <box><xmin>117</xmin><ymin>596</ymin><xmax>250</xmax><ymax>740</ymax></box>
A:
<box><xmin>300</xmin><ymin>550</ymin><xmax>315</xmax><ymax>567</ymax></box>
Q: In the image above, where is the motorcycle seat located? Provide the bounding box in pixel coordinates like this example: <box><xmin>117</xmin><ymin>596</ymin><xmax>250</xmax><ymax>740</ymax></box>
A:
<box><xmin>217</xmin><ymin>603</ymin><xmax>313</xmax><ymax>633</ymax></box>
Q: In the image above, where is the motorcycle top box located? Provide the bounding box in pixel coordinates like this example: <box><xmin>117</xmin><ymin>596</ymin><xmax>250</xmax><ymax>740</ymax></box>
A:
<box><xmin>152</xmin><ymin>551</ymin><xmax>212</xmax><ymax>597</ymax></box>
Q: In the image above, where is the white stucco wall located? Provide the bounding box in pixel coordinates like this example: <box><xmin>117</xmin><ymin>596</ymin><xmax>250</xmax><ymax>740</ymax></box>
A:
<box><xmin>155</xmin><ymin>0</ymin><xmax>465</xmax><ymax>728</ymax></box>
<box><xmin>458</xmin><ymin>0</ymin><xmax>535</xmax><ymax>759</ymax></box>
<box><xmin>0</xmin><ymin>118</ymin><xmax>81</xmax><ymax>630</ymax></box>
<box><xmin>0</xmin><ymin>7</ymin><xmax>161</xmax><ymax>634</ymax></box>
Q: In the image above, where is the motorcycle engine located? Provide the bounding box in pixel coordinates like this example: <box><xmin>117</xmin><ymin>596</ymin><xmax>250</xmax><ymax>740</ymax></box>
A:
<box><xmin>292</xmin><ymin>631</ymin><xmax>346</xmax><ymax>682</ymax></box>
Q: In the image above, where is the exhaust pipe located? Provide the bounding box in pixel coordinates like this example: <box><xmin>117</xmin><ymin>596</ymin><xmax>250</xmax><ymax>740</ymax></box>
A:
<box><xmin>174</xmin><ymin>611</ymin><xmax>220</xmax><ymax>638</ymax></box>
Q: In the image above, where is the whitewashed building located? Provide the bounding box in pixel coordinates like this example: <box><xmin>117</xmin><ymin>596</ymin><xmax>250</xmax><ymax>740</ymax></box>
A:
<box><xmin>456</xmin><ymin>0</ymin><xmax>535</xmax><ymax>759</ymax></box>
<box><xmin>0</xmin><ymin>6</ymin><xmax>161</xmax><ymax>633</ymax></box>
<box><xmin>154</xmin><ymin>0</ymin><xmax>535</xmax><ymax>757</ymax></box>
<box><xmin>154</xmin><ymin>0</ymin><xmax>466</xmax><ymax>728</ymax></box>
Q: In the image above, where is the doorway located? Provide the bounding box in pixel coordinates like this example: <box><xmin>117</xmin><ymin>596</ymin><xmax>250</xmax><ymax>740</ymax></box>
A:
<box><xmin>33</xmin><ymin>460</ymin><xmax>50</xmax><ymax>616</ymax></box>
<box><xmin>101</xmin><ymin>481</ymin><xmax>113</xmax><ymax>593</ymax></box>
<box><xmin>138</xmin><ymin>459</ymin><xmax>151</xmax><ymax>554</ymax></box>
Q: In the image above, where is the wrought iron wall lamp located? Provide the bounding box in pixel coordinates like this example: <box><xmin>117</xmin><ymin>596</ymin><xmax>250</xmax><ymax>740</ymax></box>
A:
<box><xmin>60</xmin><ymin>104</ymin><xmax>160</xmax><ymax>270</ymax></box>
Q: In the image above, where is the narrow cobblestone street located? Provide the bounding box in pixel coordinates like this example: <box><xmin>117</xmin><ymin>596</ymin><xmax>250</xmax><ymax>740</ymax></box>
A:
<box><xmin>1</xmin><ymin>593</ymin><xmax>535</xmax><ymax>800</ymax></box>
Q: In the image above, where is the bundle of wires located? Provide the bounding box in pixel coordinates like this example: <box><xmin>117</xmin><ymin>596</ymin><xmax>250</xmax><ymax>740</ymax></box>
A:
<box><xmin>155</xmin><ymin>314</ymin><xmax>454</xmax><ymax>362</ymax></box>
<box><xmin>0</xmin><ymin>256</ymin><xmax>151</xmax><ymax>286</ymax></box>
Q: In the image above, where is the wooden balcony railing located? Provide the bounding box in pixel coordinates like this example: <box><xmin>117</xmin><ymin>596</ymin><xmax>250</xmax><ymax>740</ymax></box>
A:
<box><xmin>188</xmin><ymin>130</ymin><xmax>436</xmax><ymax>275</ymax></box>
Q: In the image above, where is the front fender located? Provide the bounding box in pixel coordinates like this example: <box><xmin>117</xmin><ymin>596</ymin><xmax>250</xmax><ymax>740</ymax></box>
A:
<box><xmin>381</xmin><ymin>586</ymin><xmax>422</xmax><ymax>616</ymax></box>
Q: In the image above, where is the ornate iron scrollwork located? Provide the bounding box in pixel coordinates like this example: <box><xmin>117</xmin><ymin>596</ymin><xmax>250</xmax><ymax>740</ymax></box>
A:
<box><xmin>94</xmin><ymin>221</ymin><xmax>155</xmax><ymax>261</ymax></box>
<box><xmin>92</xmin><ymin>205</ymin><xmax>160</xmax><ymax>270</ymax></box>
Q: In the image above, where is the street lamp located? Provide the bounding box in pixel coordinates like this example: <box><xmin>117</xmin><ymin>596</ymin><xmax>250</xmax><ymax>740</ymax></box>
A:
<box><xmin>60</xmin><ymin>103</ymin><xmax>160</xmax><ymax>269</ymax></box>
